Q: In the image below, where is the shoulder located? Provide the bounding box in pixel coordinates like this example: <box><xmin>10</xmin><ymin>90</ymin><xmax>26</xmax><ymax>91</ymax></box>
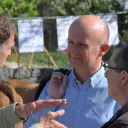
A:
<box><xmin>109</xmin><ymin>122</ymin><xmax>128</xmax><ymax>128</ymax></box>
<box><xmin>109</xmin><ymin>111</ymin><xmax>128</xmax><ymax>128</ymax></box>
<box><xmin>117</xmin><ymin>111</ymin><xmax>128</xmax><ymax>124</ymax></box>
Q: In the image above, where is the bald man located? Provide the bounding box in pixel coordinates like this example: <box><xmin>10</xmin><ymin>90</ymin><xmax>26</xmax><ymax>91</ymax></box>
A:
<box><xmin>24</xmin><ymin>15</ymin><xmax>120</xmax><ymax>128</ymax></box>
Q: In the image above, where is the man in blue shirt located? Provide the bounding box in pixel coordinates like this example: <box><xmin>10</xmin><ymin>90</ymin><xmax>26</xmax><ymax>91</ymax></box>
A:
<box><xmin>24</xmin><ymin>15</ymin><xmax>120</xmax><ymax>128</ymax></box>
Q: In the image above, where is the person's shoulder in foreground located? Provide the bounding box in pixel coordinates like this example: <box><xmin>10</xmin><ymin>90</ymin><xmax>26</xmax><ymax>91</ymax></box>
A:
<box><xmin>101</xmin><ymin>100</ymin><xmax>128</xmax><ymax>128</ymax></box>
<box><xmin>110</xmin><ymin>111</ymin><xmax>128</xmax><ymax>128</ymax></box>
<box><xmin>0</xmin><ymin>103</ymin><xmax>22</xmax><ymax>128</ymax></box>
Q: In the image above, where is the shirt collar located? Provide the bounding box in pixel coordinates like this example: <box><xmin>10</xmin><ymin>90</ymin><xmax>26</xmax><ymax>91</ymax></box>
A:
<box><xmin>71</xmin><ymin>66</ymin><xmax>105</xmax><ymax>87</ymax></box>
<box><xmin>71</xmin><ymin>68</ymin><xmax>80</xmax><ymax>85</ymax></box>
<box><xmin>90</xmin><ymin>66</ymin><xmax>105</xmax><ymax>87</ymax></box>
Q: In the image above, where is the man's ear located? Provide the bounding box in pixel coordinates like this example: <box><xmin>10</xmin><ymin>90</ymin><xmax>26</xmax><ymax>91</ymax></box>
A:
<box><xmin>99</xmin><ymin>43</ymin><xmax>110</xmax><ymax>57</ymax></box>
<box><xmin>120</xmin><ymin>71</ymin><xmax>128</xmax><ymax>86</ymax></box>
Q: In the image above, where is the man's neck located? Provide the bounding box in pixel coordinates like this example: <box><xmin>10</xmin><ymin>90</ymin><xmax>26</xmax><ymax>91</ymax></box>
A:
<box><xmin>118</xmin><ymin>99</ymin><xmax>126</xmax><ymax>107</ymax></box>
<box><xmin>115</xmin><ymin>93</ymin><xmax>127</xmax><ymax>107</ymax></box>
<box><xmin>120</xmin><ymin>92</ymin><xmax>128</xmax><ymax>106</ymax></box>
<box><xmin>74</xmin><ymin>65</ymin><xmax>101</xmax><ymax>84</ymax></box>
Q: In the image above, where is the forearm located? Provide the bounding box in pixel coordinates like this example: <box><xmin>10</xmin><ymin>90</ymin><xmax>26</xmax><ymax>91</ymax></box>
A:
<box><xmin>0</xmin><ymin>103</ymin><xmax>23</xmax><ymax>128</ymax></box>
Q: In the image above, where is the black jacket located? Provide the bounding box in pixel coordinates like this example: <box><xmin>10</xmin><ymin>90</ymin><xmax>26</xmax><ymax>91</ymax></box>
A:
<box><xmin>101</xmin><ymin>102</ymin><xmax>128</xmax><ymax>128</ymax></box>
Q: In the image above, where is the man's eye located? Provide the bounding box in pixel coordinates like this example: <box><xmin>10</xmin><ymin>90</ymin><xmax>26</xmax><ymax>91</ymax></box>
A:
<box><xmin>80</xmin><ymin>44</ymin><xmax>88</xmax><ymax>48</ymax></box>
<box><xmin>80</xmin><ymin>44</ymin><xmax>85</xmax><ymax>46</ymax></box>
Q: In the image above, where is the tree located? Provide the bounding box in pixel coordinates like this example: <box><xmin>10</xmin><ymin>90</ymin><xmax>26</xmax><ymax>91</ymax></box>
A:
<box><xmin>0</xmin><ymin>0</ymin><xmax>40</xmax><ymax>17</ymax></box>
<box><xmin>44</xmin><ymin>0</ymin><xmax>124</xmax><ymax>16</ymax></box>
<box><xmin>118</xmin><ymin>13</ymin><xmax>128</xmax><ymax>40</ymax></box>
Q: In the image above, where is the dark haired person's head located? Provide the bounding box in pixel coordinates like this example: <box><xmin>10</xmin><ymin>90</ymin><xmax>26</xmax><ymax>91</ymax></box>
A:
<box><xmin>0</xmin><ymin>13</ymin><xmax>15</xmax><ymax>68</ymax></box>
<box><xmin>105</xmin><ymin>40</ymin><xmax>128</xmax><ymax>106</ymax></box>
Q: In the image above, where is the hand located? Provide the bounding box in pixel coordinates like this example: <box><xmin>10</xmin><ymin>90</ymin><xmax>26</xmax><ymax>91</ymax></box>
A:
<box><xmin>15</xmin><ymin>99</ymin><xmax>67</xmax><ymax>119</ymax></box>
<box><xmin>49</xmin><ymin>72</ymin><xmax>67</xmax><ymax>99</ymax></box>
<box><xmin>38</xmin><ymin>110</ymin><xmax>67</xmax><ymax>128</ymax></box>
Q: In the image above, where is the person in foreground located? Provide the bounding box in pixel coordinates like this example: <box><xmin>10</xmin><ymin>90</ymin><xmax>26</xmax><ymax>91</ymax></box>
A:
<box><xmin>0</xmin><ymin>100</ymin><xmax>66</xmax><ymax>128</ymax></box>
<box><xmin>101</xmin><ymin>40</ymin><xmax>128</xmax><ymax>128</ymax></box>
<box><xmin>0</xmin><ymin>13</ymin><xmax>67</xmax><ymax>128</ymax></box>
<box><xmin>24</xmin><ymin>15</ymin><xmax>120</xmax><ymax>128</ymax></box>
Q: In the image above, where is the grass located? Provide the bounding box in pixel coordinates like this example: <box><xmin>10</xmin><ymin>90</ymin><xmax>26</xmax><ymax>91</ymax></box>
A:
<box><xmin>6</xmin><ymin>44</ymin><xmax>69</xmax><ymax>69</ymax></box>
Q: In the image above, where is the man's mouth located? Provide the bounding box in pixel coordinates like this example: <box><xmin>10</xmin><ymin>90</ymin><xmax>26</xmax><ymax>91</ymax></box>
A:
<box><xmin>70</xmin><ymin>55</ymin><xmax>81</xmax><ymax>59</ymax></box>
<box><xmin>71</xmin><ymin>57</ymin><xmax>81</xmax><ymax>59</ymax></box>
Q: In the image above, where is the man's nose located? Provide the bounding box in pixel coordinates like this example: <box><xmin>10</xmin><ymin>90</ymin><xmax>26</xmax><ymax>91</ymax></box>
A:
<box><xmin>72</xmin><ymin>45</ymin><xmax>80</xmax><ymax>54</ymax></box>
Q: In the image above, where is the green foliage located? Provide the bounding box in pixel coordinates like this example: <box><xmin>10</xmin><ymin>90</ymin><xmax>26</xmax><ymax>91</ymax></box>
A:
<box><xmin>0</xmin><ymin>0</ymin><xmax>40</xmax><ymax>17</ymax></box>
<box><xmin>121</xmin><ymin>29</ymin><xmax>128</xmax><ymax>40</ymax></box>
<box><xmin>7</xmin><ymin>46</ymin><xmax>69</xmax><ymax>68</ymax></box>
<box><xmin>48</xmin><ymin>0</ymin><xmax>123</xmax><ymax>16</ymax></box>
<box><xmin>1</xmin><ymin>0</ymin><xmax>128</xmax><ymax>67</ymax></box>
<box><xmin>118</xmin><ymin>14</ymin><xmax>128</xmax><ymax>40</ymax></box>
<box><xmin>0</xmin><ymin>0</ymin><xmax>124</xmax><ymax>17</ymax></box>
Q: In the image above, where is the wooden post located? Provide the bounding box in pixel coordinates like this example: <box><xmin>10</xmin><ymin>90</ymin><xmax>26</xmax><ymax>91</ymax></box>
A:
<box><xmin>28</xmin><ymin>52</ymin><xmax>34</xmax><ymax>69</ymax></box>
<box><xmin>44</xmin><ymin>47</ymin><xmax>57</xmax><ymax>68</ymax></box>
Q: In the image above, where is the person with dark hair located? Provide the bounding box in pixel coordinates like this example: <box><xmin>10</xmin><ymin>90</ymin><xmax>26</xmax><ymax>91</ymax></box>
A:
<box><xmin>24</xmin><ymin>15</ymin><xmax>120</xmax><ymax>128</ymax></box>
<box><xmin>0</xmin><ymin>13</ymin><xmax>67</xmax><ymax>128</ymax></box>
<box><xmin>101</xmin><ymin>40</ymin><xmax>128</xmax><ymax>128</ymax></box>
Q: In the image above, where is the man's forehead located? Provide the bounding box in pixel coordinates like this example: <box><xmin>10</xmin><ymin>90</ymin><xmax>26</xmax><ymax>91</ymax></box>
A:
<box><xmin>68</xmin><ymin>28</ymin><xmax>87</xmax><ymax>40</ymax></box>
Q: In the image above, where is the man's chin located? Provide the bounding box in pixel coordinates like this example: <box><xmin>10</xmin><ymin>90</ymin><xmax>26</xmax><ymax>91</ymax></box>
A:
<box><xmin>69</xmin><ymin>59</ymin><xmax>81</xmax><ymax>66</ymax></box>
<box><xmin>70</xmin><ymin>63</ymin><xmax>81</xmax><ymax>69</ymax></box>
